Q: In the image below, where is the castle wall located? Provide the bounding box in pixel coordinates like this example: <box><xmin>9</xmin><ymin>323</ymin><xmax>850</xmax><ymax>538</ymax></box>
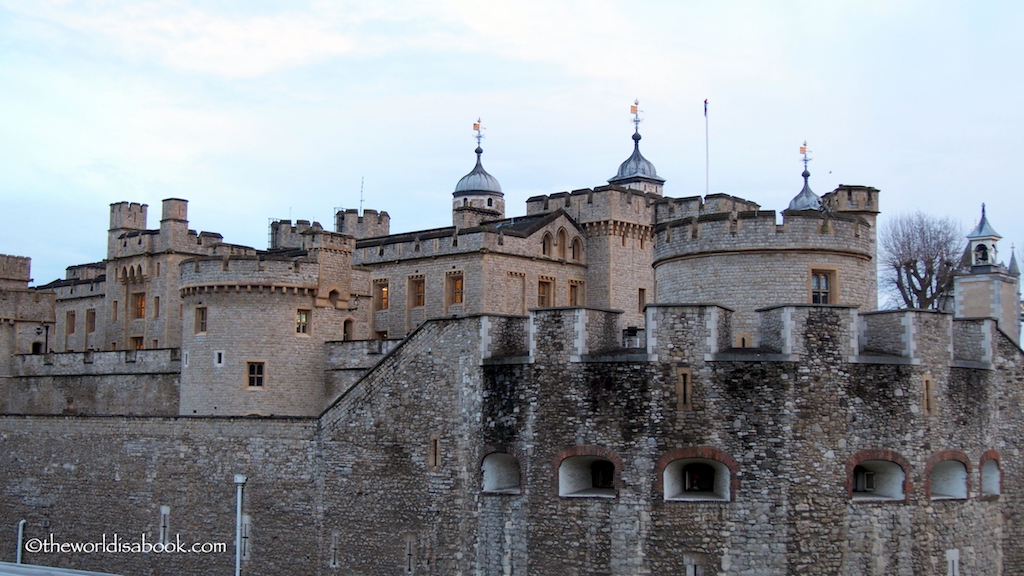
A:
<box><xmin>0</xmin><ymin>415</ymin><xmax>319</xmax><ymax>575</ymax></box>
<box><xmin>2</xmin><ymin>349</ymin><xmax>180</xmax><ymax>415</ymax></box>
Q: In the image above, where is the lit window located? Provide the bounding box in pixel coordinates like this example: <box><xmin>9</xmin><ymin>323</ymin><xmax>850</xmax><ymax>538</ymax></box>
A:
<box><xmin>131</xmin><ymin>337</ymin><xmax>144</xmax><ymax>350</ymax></box>
<box><xmin>410</xmin><ymin>277</ymin><xmax>425</xmax><ymax>308</ymax></box>
<box><xmin>374</xmin><ymin>281</ymin><xmax>389</xmax><ymax>311</ymax></box>
<box><xmin>133</xmin><ymin>293</ymin><xmax>146</xmax><ymax>319</ymax></box>
<box><xmin>296</xmin><ymin>309</ymin><xmax>310</xmax><ymax>334</ymax></box>
<box><xmin>195</xmin><ymin>307</ymin><xmax>208</xmax><ymax>334</ymax></box>
<box><xmin>446</xmin><ymin>273</ymin><xmax>464</xmax><ymax>306</ymax></box>
<box><xmin>247</xmin><ymin>362</ymin><xmax>265</xmax><ymax>387</ymax></box>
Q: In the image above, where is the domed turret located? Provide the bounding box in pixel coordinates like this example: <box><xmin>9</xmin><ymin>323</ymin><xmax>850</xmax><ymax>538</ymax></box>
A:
<box><xmin>453</xmin><ymin>119</ymin><xmax>505</xmax><ymax>227</ymax></box>
<box><xmin>786</xmin><ymin>141</ymin><xmax>821</xmax><ymax>211</ymax></box>
<box><xmin>608</xmin><ymin>101</ymin><xmax>665</xmax><ymax>195</ymax></box>
<box><xmin>454</xmin><ymin>147</ymin><xmax>503</xmax><ymax>196</ymax></box>
<box><xmin>786</xmin><ymin>169</ymin><xmax>821</xmax><ymax>211</ymax></box>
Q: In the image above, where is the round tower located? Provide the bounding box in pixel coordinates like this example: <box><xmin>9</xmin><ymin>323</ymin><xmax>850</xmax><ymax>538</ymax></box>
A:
<box><xmin>178</xmin><ymin>255</ymin><xmax>346</xmax><ymax>416</ymax></box>
<box><xmin>653</xmin><ymin>152</ymin><xmax>879</xmax><ymax>347</ymax></box>
<box><xmin>452</xmin><ymin>119</ymin><xmax>504</xmax><ymax>228</ymax></box>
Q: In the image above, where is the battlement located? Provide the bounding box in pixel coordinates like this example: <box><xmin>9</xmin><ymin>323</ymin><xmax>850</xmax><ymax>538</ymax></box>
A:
<box><xmin>653</xmin><ymin>205</ymin><xmax>874</xmax><ymax>264</ymax></box>
<box><xmin>109</xmin><ymin>202</ymin><xmax>148</xmax><ymax>231</ymax></box>
<box><xmin>524</xmin><ymin>185</ymin><xmax>658</xmax><ymax>226</ymax></box>
<box><xmin>0</xmin><ymin>255</ymin><xmax>31</xmax><ymax>289</ymax></box>
<box><xmin>270</xmin><ymin>220</ymin><xmax>354</xmax><ymax>252</ymax></box>
<box><xmin>179</xmin><ymin>255</ymin><xmax>320</xmax><ymax>292</ymax></box>
<box><xmin>335</xmin><ymin>209</ymin><xmax>390</xmax><ymax>239</ymax></box>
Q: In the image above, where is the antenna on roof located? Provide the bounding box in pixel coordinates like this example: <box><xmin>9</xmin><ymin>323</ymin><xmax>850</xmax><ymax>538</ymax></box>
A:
<box><xmin>359</xmin><ymin>176</ymin><xmax>364</xmax><ymax>215</ymax></box>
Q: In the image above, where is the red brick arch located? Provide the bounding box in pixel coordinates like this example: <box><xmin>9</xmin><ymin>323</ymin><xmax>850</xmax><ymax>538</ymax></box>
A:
<box><xmin>846</xmin><ymin>449</ymin><xmax>911</xmax><ymax>500</ymax></box>
<box><xmin>552</xmin><ymin>445</ymin><xmax>624</xmax><ymax>495</ymax></box>
<box><xmin>980</xmin><ymin>449</ymin><xmax>1001</xmax><ymax>500</ymax></box>
<box><xmin>653</xmin><ymin>447</ymin><xmax>740</xmax><ymax>502</ymax></box>
<box><xmin>923</xmin><ymin>450</ymin><xmax>971</xmax><ymax>499</ymax></box>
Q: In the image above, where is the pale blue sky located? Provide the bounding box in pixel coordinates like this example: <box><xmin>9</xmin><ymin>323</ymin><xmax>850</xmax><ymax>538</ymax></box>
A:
<box><xmin>1</xmin><ymin>1</ymin><xmax>1021</xmax><ymax>286</ymax></box>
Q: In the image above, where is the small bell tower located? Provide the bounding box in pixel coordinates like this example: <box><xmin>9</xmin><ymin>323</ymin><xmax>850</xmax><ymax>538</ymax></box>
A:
<box><xmin>954</xmin><ymin>204</ymin><xmax>1021</xmax><ymax>343</ymax></box>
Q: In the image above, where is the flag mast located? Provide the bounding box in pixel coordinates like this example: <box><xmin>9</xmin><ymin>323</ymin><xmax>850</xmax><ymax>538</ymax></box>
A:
<box><xmin>704</xmin><ymin>99</ymin><xmax>709</xmax><ymax>196</ymax></box>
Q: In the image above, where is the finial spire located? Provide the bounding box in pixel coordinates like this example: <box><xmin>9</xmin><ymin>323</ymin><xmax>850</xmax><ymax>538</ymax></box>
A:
<box><xmin>800</xmin><ymin>140</ymin><xmax>812</xmax><ymax>176</ymax></box>
<box><xmin>472</xmin><ymin>118</ymin><xmax>485</xmax><ymax>155</ymax></box>
<box><xmin>630</xmin><ymin>99</ymin><xmax>643</xmax><ymax>135</ymax></box>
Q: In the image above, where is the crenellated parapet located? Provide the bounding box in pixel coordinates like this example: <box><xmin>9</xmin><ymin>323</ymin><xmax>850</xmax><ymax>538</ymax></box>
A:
<box><xmin>335</xmin><ymin>209</ymin><xmax>390</xmax><ymax>240</ymax></box>
<box><xmin>179</xmin><ymin>255</ymin><xmax>320</xmax><ymax>296</ymax></box>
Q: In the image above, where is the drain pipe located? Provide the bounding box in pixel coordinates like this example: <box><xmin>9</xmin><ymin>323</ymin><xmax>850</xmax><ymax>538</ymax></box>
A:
<box><xmin>16</xmin><ymin>519</ymin><xmax>26</xmax><ymax>563</ymax></box>
<box><xmin>234</xmin><ymin>474</ymin><xmax>246</xmax><ymax>576</ymax></box>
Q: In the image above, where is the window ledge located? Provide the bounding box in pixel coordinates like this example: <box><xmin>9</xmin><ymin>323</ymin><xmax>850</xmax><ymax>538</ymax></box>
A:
<box><xmin>930</xmin><ymin>495</ymin><xmax>967</xmax><ymax>501</ymax></box>
<box><xmin>665</xmin><ymin>493</ymin><xmax>728</xmax><ymax>502</ymax></box>
<box><xmin>851</xmin><ymin>495</ymin><xmax>905</xmax><ymax>503</ymax></box>
<box><xmin>561</xmin><ymin>488</ymin><xmax>616</xmax><ymax>499</ymax></box>
<box><xmin>482</xmin><ymin>488</ymin><xmax>521</xmax><ymax>496</ymax></box>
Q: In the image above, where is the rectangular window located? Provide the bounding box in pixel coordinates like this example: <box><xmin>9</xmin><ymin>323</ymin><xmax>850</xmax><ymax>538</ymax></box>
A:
<box><xmin>811</xmin><ymin>269</ymin><xmax>835</xmax><ymax>304</ymax></box>
<box><xmin>152</xmin><ymin>339</ymin><xmax>158</xmax><ymax>349</ymax></box>
<box><xmin>156</xmin><ymin>262</ymin><xmax>161</xmax><ymax>277</ymax></box>
<box><xmin>446</xmin><ymin>273</ymin><xmax>464</xmax><ymax>306</ymax></box>
<box><xmin>538</xmin><ymin>280</ymin><xmax>552</xmax><ymax>307</ymax></box>
<box><xmin>638</xmin><ymin>288</ymin><xmax>647</xmax><ymax>312</ymax></box>
<box><xmin>374</xmin><ymin>280</ymin><xmax>389</xmax><ymax>311</ymax></box>
<box><xmin>329</xmin><ymin>533</ymin><xmax>339</xmax><ymax>568</ymax></box>
<box><xmin>410</xmin><ymin>277</ymin><xmax>425</xmax><ymax>308</ymax></box>
<box><xmin>66</xmin><ymin>311</ymin><xmax>76</xmax><ymax>334</ymax></box>
<box><xmin>133</xmin><ymin>293</ymin><xmax>146</xmax><ymax>319</ymax></box>
<box><xmin>195</xmin><ymin>307</ymin><xmax>208</xmax><ymax>334</ymax></box>
<box><xmin>923</xmin><ymin>374</ymin><xmax>936</xmax><ymax>416</ymax></box>
<box><xmin>112</xmin><ymin>300</ymin><xmax>118</xmax><ymax>322</ymax></box>
<box><xmin>428</xmin><ymin>434</ymin><xmax>442</xmax><ymax>470</ymax></box>
<box><xmin>676</xmin><ymin>367</ymin><xmax>693</xmax><ymax>411</ymax></box>
<box><xmin>247</xmin><ymin>362</ymin><xmax>265</xmax><ymax>387</ymax></box>
<box><xmin>85</xmin><ymin>309</ymin><xmax>96</xmax><ymax>333</ymax></box>
<box><xmin>569</xmin><ymin>281</ymin><xmax>584</xmax><ymax>306</ymax></box>
<box><xmin>131</xmin><ymin>337</ymin><xmax>144</xmax><ymax>350</ymax></box>
<box><xmin>296</xmin><ymin>309</ymin><xmax>310</xmax><ymax>334</ymax></box>
<box><xmin>214</xmin><ymin>351</ymin><xmax>224</xmax><ymax>366</ymax></box>
<box><xmin>153</xmin><ymin>297</ymin><xmax>160</xmax><ymax>319</ymax></box>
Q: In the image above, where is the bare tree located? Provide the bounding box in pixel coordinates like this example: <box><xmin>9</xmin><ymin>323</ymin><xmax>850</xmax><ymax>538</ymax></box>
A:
<box><xmin>879</xmin><ymin>212</ymin><xmax>966</xmax><ymax>310</ymax></box>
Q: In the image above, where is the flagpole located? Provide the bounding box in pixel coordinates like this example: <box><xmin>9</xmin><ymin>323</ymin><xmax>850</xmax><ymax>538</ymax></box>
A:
<box><xmin>704</xmin><ymin>99</ymin><xmax>709</xmax><ymax>196</ymax></box>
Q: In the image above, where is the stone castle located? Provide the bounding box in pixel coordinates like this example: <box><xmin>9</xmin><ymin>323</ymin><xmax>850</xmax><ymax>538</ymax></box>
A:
<box><xmin>0</xmin><ymin>116</ymin><xmax>1022</xmax><ymax>575</ymax></box>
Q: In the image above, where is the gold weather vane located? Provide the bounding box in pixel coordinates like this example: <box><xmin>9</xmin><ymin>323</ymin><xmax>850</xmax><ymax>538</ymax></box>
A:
<box><xmin>473</xmin><ymin>118</ymin><xmax>485</xmax><ymax>148</ymax></box>
<box><xmin>800</xmin><ymin>140</ymin><xmax>812</xmax><ymax>171</ymax></box>
<box><xmin>631</xmin><ymin>99</ymin><xmax>643</xmax><ymax>131</ymax></box>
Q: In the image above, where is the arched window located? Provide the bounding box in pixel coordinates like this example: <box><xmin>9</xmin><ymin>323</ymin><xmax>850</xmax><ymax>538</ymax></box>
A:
<box><xmin>571</xmin><ymin>237</ymin><xmax>583</xmax><ymax>261</ymax></box>
<box><xmin>923</xmin><ymin>451</ymin><xmax>970</xmax><ymax>501</ymax></box>
<box><xmin>487</xmin><ymin>198</ymin><xmax>493</xmax><ymax>207</ymax></box>
<box><xmin>930</xmin><ymin>460</ymin><xmax>968</xmax><ymax>500</ymax></box>
<box><xmin>342</xmin><ymin>319</ymin><xmax>354</xmax><ymax>341</ymax></box>
<box><xmin>541</xmin><ymin>233</ymin><xmax>553</xmax><ymax>257</ymax></box>
<box><xmin>663</xmin><ymin>459</ymin><xmax>730</xmax><ymax>501</ymax></box>
<box><xmin>559</xmin><ymin>456</ymin><xmax>616</xmax><ymax>498</ymax></box>
<box><xmin>557</xmin><ymin>229</ymin><xmax>568</xmax><ymax>259</ymax></box>
<box><xmin>981</xmin><ymin>456</ymin><xmax>1001</xmax><ymax>496</ymax></box>
<box><xmin>851</xmin><ymin>460</ymin><xmax>905</xmax><ymax>501</ymax></box>
<box><xmin>481</xmin><ymin>453</ymin><xmax>520</xmax><ymax>494</ymax></box>
<box><xmin>975</xmin><ymin>244</ymin><xmax>989</xmax><ymax>264</ymax></box>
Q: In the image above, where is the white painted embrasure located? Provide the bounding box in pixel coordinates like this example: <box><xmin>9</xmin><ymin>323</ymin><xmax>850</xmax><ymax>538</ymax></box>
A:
<box><xmin>527</xmin><ymin>312</ymin><xmax>537</xmax><ymax>360</ymax></box>
<box><xmin>982</xmin><ymin>459</ymin><xmax>1001</xmax><ymax>495</ymax></box>
<box><xmin>559</xmin><ymin>456</ymin><xmax>615</xmax><ymax>498</ymax></box>
<box><xmin>902</xmin><ymin>311</ymin><xmax>916</xmax><ymax>359</ymax></box>
<box><xmin>663</xmin><ymin>458</ymin><xmax>730</xmax><ymax>502</ymax></box>
<box><xmin>781</xmin><ymin>307</ymin><xmax>794</xmax><ymax>356</ymax></box>
<box><xmin>482</xmin><ymin>452</ymin><xmax>520</xmax><ymax>493</ymax></box>
<box><xmin>930</xmin><ymin>460</ymin><xmax>968</xmax><ymax>500</ymax></box>
<box><xmin>646</xmin><ymin>306</ymin><xmax>658</xmax><ymax>360</ymax></box>
<box><xmin>853</xmin><ymin>460</ymin><xmax>904</xmax><ymax>501</ymax></box>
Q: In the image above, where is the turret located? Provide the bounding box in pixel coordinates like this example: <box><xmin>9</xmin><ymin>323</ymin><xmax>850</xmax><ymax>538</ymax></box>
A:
<box><xmin>108</xmin><ymin>202</ymin><xmax>148</xmax><ymax>259</ymax></box>
<box><xmin>953</xmin><ymin>205</ymin><xmax>1020</xmax><ymax>343</ymax></box>
<box><xmin>607</xmin><ymin>100</ymin><xmax>664</xmax><ymax>195</ymax></box>
<box><xmin>452</xmin><ymin>120</ymin><xmax>504</xmax><ymax>228</ymax></box>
